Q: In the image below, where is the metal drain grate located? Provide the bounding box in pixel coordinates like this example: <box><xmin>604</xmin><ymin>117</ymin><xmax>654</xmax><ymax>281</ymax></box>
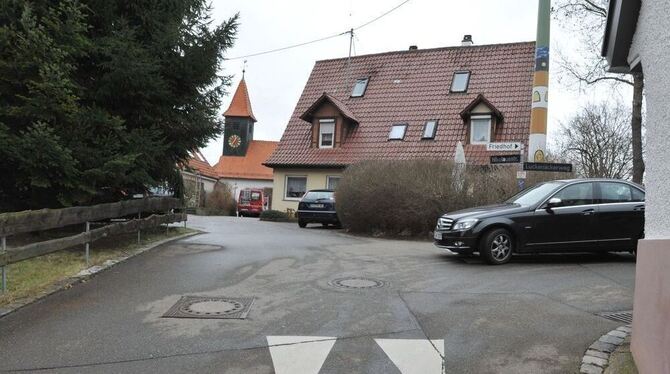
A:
<box><xmin>162</xmin><ymin>296</ymin><xmax>254</xmax><ymax>319</ymax></box>
<box><xmin>328</xmin><ymin>277</ymin><xmax>387</xmax><ymax>290</ymax></box>
<box><xmin>597</xmin><ymin>310</ymin><xmax>633</xmax><ymax>324</ymax></box>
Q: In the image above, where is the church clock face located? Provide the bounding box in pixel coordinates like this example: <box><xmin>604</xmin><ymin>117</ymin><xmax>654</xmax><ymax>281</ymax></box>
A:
<box><xmin>228</xmin><ymin>134</ymin><xmax>242</xmax><ymax>149</ymax></box>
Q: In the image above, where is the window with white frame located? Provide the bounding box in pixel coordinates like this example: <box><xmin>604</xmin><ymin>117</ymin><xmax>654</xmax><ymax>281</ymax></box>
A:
<box><xmin>327</xmin><ymin>176</ymin><xmax>341</xmax><ymax>190</ymax></box>
<box><xmin>285</xmin><ymin>176</ymin><xmax>307</xmax><ymax>199</ymax></box>
<box><xmin>422</xmin><ymin>120</ymin><xmax>438</xmax><ymax>139</ymax></box>
<box><xmin>319</xmin><ymin>119</ymin><xmax>335</xmax><ymax>148</ymax></box>
<box><xmin>351</xmin><ymin>78</ymin><xmax>369</xmax><ymax>97</ymax></box>
<box><xmin>470</xmin><ymin>115</ymin><xmax>491</xmax><ymax>144</ymax></box>
<box><xmin>389</xmin><ymin>124</ymin><xmax>407</xmax><ymax>140</ymax></box>
<box><xmin>450</xmin><ymin>71</ymin><xmax>471</xmax><ymax>93</ymax></box>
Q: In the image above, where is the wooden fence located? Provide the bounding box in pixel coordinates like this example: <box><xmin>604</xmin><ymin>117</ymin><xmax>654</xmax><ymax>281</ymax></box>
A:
<box><xmin>0</xmin><ymin>197</ymin><xmax>186</xmax><ymax>292</ymax></box>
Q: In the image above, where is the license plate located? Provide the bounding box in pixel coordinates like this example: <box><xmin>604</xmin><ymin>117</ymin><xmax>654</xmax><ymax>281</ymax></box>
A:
<box><xmin>310</xmin><ymin>204</ymin><xmax>324</xmax><ymax>208</ymax></box>
<box><xmin>433</xmin><ymin>232</ymin><xmax>442</xmax><ymax>240</ymax></box>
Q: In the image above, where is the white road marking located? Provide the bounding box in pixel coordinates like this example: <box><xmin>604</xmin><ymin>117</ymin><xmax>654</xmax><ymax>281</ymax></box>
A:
<box><xmin>375</xmin><ymin>339</ymin><xmax>445</xmax><ymax>374</ymax></box>
<box><xmin>266</xmin><ymin>336</ymin><xmax>336</xmax><ymax>374</ymax></box>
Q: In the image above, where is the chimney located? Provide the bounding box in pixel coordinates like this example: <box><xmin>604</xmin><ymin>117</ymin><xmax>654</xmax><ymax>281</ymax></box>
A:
<box><xmin>461</xmin><ymin>35</ymin><xmax>473</xmax><ymax>46</ymax></box>
<box><xmin>408</xmin><ymin>45</ymin><xmax>418</xmax><ymax>51</ymax></box>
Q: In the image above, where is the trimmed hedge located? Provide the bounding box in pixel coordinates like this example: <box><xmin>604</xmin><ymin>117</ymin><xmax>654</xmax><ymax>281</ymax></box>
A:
<box><xmin>259</xmin><ymin>210</ymin><xmax>291</xmax><ymax>222</ymax></box>
<box><xmin>336</xmin><ymin>160</ymin><xmax>571</xmax><ymax>237</ymax></box>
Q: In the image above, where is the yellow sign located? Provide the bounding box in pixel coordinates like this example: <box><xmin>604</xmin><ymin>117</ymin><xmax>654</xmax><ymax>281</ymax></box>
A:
<box><xmin>534</xmin><ymin>149</ymin><xmax>545</xmax><ymax>162</ymax></box>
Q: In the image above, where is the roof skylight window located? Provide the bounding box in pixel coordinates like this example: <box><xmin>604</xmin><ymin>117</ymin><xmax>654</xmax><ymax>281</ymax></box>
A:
<box><xmin>422</xmin><ymin>120</ymin><xmax>438</xmax><ymax>139</ymax></box>
<box><xmin>389</xmin><ymin>124</ymin><xmax>407</xmax><ymax>140</ymax></box>
<box><xmin>450</xmin><ymin>71</ymin><xmax>471</xmax><ymax>93</ymax></box>
<box><xmin>351</xmin><ymin>78</ymin><xmax>369</xmax><ymax>97</ymax></box>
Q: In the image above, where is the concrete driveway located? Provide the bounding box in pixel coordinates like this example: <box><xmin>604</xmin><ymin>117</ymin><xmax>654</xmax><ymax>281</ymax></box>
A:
<box><xmin>0</xmin><ymin>216</ymin><xmax>635</xmax><ymax>373</ymax></box>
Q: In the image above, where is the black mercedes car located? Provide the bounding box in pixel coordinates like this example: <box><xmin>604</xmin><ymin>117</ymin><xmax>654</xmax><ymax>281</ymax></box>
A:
<box><xmin>433</xmin><ymin>179</ymin><xmax>645</xmax><ymax>265</ymax></box>
<box><xmin>297</xmin><ymin>189</ymin><xmax>340</xmax><ymax>228</ymax></box>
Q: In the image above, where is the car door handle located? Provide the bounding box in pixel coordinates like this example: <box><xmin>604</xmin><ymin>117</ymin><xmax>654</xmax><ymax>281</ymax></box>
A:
<box><xmin>634</xmin><ymin>205</ymin><xmax>645</xmax><ymax>211</ymax></box>
<box><xmin>582</xmin><ymin>208</ymin><xmax>595</xmax><ymax>216</ymax></box>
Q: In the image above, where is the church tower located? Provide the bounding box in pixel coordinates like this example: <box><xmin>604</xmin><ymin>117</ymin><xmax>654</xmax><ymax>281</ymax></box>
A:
<box><xmin>222</xmin><ymin>77</ymin><xmax>257</xmax><ymax>156</ymax></box>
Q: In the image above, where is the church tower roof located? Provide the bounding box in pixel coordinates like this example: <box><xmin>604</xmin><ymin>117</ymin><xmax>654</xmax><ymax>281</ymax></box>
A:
<box><xmin>223</xmin><ymin>78</ymin><xmax>257</xmax><ymax>121</ymax></box>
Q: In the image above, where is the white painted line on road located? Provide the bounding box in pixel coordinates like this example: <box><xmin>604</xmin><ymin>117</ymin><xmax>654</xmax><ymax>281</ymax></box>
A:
<box><xmin>375</xmin><ymin>339</ymin><xmax>445</xmax><ymax>374</ymax></box>
<box><xmin>267</xmin><ymin>336</ymin><xmax>336</xmax><ymax>374</ymax></box>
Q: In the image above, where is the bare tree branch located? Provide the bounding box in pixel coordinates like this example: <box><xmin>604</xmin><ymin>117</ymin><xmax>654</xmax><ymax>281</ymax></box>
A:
<box><xmin>556</xmin><ymin>102</ymin><xmax>633</xmax><ymax>179</ymax></box>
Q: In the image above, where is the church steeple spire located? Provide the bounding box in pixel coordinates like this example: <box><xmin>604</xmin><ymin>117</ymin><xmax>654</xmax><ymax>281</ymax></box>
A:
<box><xmin>223</xmin><ymin>75</ymin><xmax>257</xmax><ymax>157</ymax></box>
<box><xmin>224</xmin><ymin>76</ymin><xmax>256</xmax><ymax>122</ymax></box>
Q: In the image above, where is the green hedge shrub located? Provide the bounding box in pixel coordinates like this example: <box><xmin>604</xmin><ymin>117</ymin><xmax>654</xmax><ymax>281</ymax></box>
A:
<box><xmin>259</xmin><ymin>210</ymin><xmax>290</xmax><ymax>221</ymax></box>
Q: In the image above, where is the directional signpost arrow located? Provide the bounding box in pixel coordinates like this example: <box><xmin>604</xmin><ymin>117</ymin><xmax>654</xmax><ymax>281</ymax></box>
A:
<box><xmin>486</xmin><ymin>142</ymin><xmax>521</xmax><ymax>152</ymax></box>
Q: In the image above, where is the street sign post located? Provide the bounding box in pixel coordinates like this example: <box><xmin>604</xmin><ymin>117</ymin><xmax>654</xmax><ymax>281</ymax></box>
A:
<box><xmin>523</xmin><ymin>162</ymin><xmax>573</xmax><ymax>172</ymax></box>
<box><xmin>486</xmin><ymin>142</ymin><xmax>522</xmax><ymax>152</ymax></box>
<box><xmin>490</xmin><ymin>154</ymin><xmax>521</xmax><ymax>164</ymax></box>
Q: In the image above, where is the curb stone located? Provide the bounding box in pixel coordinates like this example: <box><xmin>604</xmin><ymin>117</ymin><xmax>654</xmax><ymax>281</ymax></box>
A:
<box><xmin>0</xmin><ymin>230</ymin><xmax>201</xmax><ymax>319</ymax></box>
<box><xmin>580</xmin><ymin>325</ymin><xmax>632</xmax><ymax>374</ymax></box>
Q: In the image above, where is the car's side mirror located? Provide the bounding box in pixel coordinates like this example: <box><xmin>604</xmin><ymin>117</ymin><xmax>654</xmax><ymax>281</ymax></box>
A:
<box><xmin>546</xmin><ymin>197</ymin><xmax>562</xmax><ymax>209</ymax></box>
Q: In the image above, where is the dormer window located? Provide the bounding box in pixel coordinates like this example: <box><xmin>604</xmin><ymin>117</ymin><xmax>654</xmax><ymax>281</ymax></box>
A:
<box><xmin>450</xmin><ymin>71</ymin><xmax>470</xmax><ymax>93</ymax></box>
<box><xmin>319</xmin><ymin>119</ymin><xmax>335</xmax><ymax>148</ymax></box>
<box><xmin>422</xmin><ymin>120</ymin><xmax>438</xmax><ymax>139</ymax></box>
<box><xmin>351</xmin><ymin>78</ymin><xmax>369</xmax><ymax>97</ymax></box>
<box><xmin>470</xmin><ymin>115</ymin><xmax>491</xmax><ymax>144</ymax></box>
<box><xmin>389</xmin><ymin>124</ymin><xmax>407</xmax><ymax>140</ymax></box>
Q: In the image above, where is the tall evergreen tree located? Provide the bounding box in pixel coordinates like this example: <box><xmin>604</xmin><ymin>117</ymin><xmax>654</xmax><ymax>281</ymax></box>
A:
<box><xmin>0</xmin><ymin>0</ymin><xmax>238</xmax><ymax>211</ymax></box>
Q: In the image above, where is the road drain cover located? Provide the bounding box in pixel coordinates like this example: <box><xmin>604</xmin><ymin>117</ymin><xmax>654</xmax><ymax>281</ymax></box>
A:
<box><xmin>328</xmin><ymin>277</ymin><xmax>387</xmax><ymax>290</ymax></box>
<box><xmin>162</xmin><ymin>296</ymin><xmax>254</xmax><ymax>319</ymax></box>
<box><xmin>597</xmin><ymin>310</ymin><xmax>633</xmax><ymax>324</ymax></box>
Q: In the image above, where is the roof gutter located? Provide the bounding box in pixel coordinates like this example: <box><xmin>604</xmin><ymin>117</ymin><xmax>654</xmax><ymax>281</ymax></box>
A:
<box><xmin>601</xmin><ymin>0</ymin><xmax>641</xmax><ymax>73</ymax></box>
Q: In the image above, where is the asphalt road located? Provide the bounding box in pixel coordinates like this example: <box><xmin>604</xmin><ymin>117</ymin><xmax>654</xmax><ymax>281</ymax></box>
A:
<box><xmin>0</xmin><ymin>216</ymin><xmax>636</xmax><ymax>373</ymax></box>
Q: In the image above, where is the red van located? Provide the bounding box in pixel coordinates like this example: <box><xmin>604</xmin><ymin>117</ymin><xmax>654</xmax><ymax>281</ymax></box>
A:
<box><xmin>237</xmin><ymin>188</ymin><xmax>267</xmax><ymax>217</ymax></box>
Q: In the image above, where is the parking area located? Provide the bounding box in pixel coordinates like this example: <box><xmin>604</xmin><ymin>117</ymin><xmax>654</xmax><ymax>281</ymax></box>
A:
<box><xmin>0</xmin><ymin>216</ymin><xmax>635</xmax><ymax>373</ymax></box>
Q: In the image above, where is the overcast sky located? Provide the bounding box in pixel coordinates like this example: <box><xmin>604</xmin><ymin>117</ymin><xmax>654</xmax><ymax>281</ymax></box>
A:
<box><xmin>202</xmin><ymin>0</ymin><xmax>631</xmax><ymax>164</ymax></box>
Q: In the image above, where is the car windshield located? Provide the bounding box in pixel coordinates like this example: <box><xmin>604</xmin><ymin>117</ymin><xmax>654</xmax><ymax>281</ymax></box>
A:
<box><xmin>505</xmin><ymin>182</ymin><xmax>564</xmax><ymax>206</ymax></box>
<box><xmin>303</xmin><ymin>191</ymin><xmax>334</xmax><ymax>200</ymax></box>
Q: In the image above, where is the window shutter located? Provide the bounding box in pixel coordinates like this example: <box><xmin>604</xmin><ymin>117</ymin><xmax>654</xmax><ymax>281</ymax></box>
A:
<box><xmin>311</xmin><ymin>122</ymin><xmax>319</xmax><ymax>148</ymax></box>
<box><xmin>490</xmin><ymin>117</ymin><xmax>496</xmax><ymax>142</ymax></box>
<box><xmin>334</xmin><ymin>120</ymin><xmax>341</xmax><ymax>148</ymax></box>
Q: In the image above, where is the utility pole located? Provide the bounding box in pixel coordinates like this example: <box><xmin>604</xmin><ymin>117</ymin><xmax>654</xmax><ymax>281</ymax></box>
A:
<box><xmin>528</xmin><ymin>0</ymin><xmax>551</xmax><ymax>162</ymax></box>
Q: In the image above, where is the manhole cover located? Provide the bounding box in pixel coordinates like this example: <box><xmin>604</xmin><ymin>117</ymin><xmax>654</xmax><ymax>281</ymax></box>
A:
<box><xmin>162</xmin><ymin>296</ymin><xmax>254</xmax><ymax>319</ymax></box>
<box><xmin>328</xmin><ymin>277</ymin><xmax>387</xmax><ymax>289</ymax></box>
<box><xmin>597</xmin><ymin>310</ymin><xmax>633</xmax><ymax>324</ymax></box>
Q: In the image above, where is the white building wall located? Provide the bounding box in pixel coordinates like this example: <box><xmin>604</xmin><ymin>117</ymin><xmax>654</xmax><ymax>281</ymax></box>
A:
<box><xmin>628</xmin><ymin>0</ymin><xmax>670</xmax><ymax>239</ymax></box>
<box><xmin>219</xmin><ymin>178</ymin><xmax>273</xmax><ymax>202</ymax></box>
<box><xmin>625</xmin><ymin>2</ymin><xmax>670</xmax><ymax>373</ymax></box>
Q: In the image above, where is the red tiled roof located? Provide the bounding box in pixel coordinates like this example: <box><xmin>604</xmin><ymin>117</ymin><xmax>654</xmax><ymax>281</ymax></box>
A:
<box><xmin>214</xmin><ymin>140</ymin><xmax>277</xmax><ymax>180</ymax></box>
<box><xmin>183</xmin><ymin>151</ymin><xmax>218</xmax><ymax>179</ymax></box>
<box><xmin>460</xmin><ymin>94</ymin><xmax>504</xmax><ymax>123</ymax></box>
<box><xmin>265</xmin><ymin>42</ymin><xmax>535</xmax><ymax>167</ymax></box>
<box><xmin>224</xmin><ymin>78</ymin><xmax>257</xmax><ymax>121</ymax></box>
<box><xmin>300</xmin><ymin>93</ymin><xmax>359</xmax><ymax>125</ymax></box>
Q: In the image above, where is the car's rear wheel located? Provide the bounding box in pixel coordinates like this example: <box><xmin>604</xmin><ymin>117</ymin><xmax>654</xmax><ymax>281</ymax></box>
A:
<box><xmin>480</xmin><ymin>228</ymin><xmax>513</xmax><ymax>265</ymax></box>
<box><xmin>298</xmin><ymin>220</ymin><xmax>307</xmax><ymax>228</ymax></box>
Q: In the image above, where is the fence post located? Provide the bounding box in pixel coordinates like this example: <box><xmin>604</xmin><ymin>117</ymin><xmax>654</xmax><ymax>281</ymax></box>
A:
<box><xmin>85</xmin><ymin>222</ymin><xmax>90</xmax><ymax>266</ymax></box>
<box><xmin>1</xmin><ymin>236</ymin><xmax>6</xmax><ymax>293</ymax></box>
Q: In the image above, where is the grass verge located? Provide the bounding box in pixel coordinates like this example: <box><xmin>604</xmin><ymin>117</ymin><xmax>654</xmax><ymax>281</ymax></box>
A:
<box><xmin>604</xmin><ymin>337</ymin><xmax>638</xmax><ymax>374</ymax></box>
<box><xmin>0</xmin><ymin>226</ymin><xmax>195</xmax><ymax>308</ymax></box>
